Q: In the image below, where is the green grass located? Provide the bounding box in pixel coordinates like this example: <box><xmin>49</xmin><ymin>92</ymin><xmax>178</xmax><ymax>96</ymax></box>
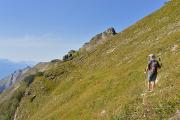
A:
<box><xmin>0</xmin><ymin>81</ymin><xmax>27</xmax><ymax>120</ymax></box>
<box><xmin>1</xmin><ymin>0</ymin><xmax>180</xmax><ymax>120</ymax></box>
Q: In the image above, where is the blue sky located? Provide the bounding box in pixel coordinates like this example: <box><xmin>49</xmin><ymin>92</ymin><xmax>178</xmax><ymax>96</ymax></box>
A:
<box><xmin>0</xmin><ymin>0</ymin><xmax>167</xmax><ymax>62</ymax></box>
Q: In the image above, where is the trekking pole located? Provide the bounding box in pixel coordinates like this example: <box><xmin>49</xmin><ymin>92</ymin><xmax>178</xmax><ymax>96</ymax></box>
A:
<box><xmin>158</xmin><ymin>57</ymin><xmax>163</xmax><ymax>72</ymax></box>
<box><xmin>159</xmin><ymin>58</ymin><xmax>162</xmax><ymax>67</ymax></box>
<box><xmin>145</xmin><ymin>55</ymin><xmax>149</xmax><ymax>91</ymax></box>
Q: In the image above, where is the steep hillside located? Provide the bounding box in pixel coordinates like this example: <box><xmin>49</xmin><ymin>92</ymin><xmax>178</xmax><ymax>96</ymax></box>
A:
<box><xmin>1</xmin><ymin>1</ymin><xmax>180</xmax><ymax>120</ymax></box>
<box><xmin>0</xmin><ymin>62</ymin><xmax>49</xmax><ymax>94</ymax></box>
<box><xmin>0</xmin><ymin>62</ymin><xmax>50</xmax><ymax>120</ymax></box>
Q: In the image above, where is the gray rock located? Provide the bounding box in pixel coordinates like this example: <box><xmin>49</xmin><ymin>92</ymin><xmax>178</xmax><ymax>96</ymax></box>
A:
<box><xmin>63</xmin><ymin>50</ymin><xmax>77</xmax><ymax>61</ymax></box>
<box><xmin>169</xmin><ymin>110</ymin><xmax>180</xmax><ymax>120</ymax></box>
<box><xmin>51</xmin><ymin>59</ymin><xmax>62</xmax><ymax>63</ymax></box>
<box><xmin>81</xmin><ymin>27</ymin><xmax>117</xmax><ymax>51</ymax></box>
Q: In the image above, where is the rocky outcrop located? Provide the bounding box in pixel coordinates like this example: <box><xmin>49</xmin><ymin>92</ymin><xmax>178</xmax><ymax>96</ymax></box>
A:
<box><xmin>0</xmin><ymin>66</ymin><xmax>31</xmax><ymax>93</ymax></box>
<box><xmin>62</xmin><ymin>28</ymin><xmax>116</xmax><ymax>61</ymax></box>
<box><xmin>168</xmin><ymin>110</ymin><xmax>180</xmax><ymax>120</ymax></box>
<box><xmin>81</xmin><ymin>27</ymin><xmax>117</xmax><ymax>51</ymax></box>
<box><xmin>63</xmin><ymin>50</ymin><xmax>77</xmax><ymax>61</ymax></box>
<box><xmin>51</xmin><ymin>59</ymin><xmax>62</xmax><ymax>63</ymax></box>
<box><xmin>0</xmin><ymin>59</ymin><xmax>32</xmax><ymax>80</ymax></box>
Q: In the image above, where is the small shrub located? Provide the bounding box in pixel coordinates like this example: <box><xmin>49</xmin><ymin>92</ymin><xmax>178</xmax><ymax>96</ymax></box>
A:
<box><xmin>24</xmin><ymin>75</ymin><xmax>35</xmax><ymax>86</ymax></box>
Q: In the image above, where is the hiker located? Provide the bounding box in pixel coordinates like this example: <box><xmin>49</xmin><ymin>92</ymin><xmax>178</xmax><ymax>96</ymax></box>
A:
<box><xmin>144</xmin><ymin>54</ymin><xmax>161</xmax><ymax>92</ymax></box>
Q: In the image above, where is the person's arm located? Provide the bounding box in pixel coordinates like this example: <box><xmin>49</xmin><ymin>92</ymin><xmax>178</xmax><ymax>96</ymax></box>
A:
<box><xmin>144</xmin><ymin>66</ymin><xmax>148</xmax><ymax>73</ymax></box>
<box><xmin>144</xmin><ymin>61</ymin><xmax>150</xmax><ymax>73</ymax></box>
<box><xmin>157</xmin><ymin>61</ymin><xmax>161</xmax><ymax>69</ymax></box>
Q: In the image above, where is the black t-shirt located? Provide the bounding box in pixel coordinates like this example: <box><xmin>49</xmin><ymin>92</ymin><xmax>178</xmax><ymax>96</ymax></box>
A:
<box><xmin>148</xmin><ymin>60</ymin><xmax>161</xmax><ymax>73</ymax></box>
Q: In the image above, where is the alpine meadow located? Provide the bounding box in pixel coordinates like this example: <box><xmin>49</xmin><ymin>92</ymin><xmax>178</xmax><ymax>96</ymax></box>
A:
<box><xmin>0</xmin><ymin>0</ymin><xmax>180</xmax><ymax>120</ymax></box>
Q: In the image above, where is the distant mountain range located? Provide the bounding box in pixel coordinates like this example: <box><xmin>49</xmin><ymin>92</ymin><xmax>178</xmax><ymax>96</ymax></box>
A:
<box><xmin>0</xmin><ymin>66</ymin><xmax>31</xmax><ymax>93</ymax></box>
<box><xmin>0</xmin><ymin>59</ymin><xmax>35</xmax><ymax>79</ymax></box>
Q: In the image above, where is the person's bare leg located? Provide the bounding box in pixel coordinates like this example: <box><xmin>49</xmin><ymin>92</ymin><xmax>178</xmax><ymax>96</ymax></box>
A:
<box><xmin>153</xmin><ymin>81</ymin><xmax>156</xmax><ymax>90</ymax></box>
<box><xmin>152</xmin><ymin>81</ymin><xmax>155</xmax><ymax>91</ymax></box>
<box><xmin>154</xmin><ymin>81</ymin><xmax>156</xmax><ymax>88</ymax></box>
<box><xmin>151</xmin><ymin>82</ymin><xmax>153</xmax><ymax>91</ymax></box>
<box><xmin>148</xmin><ymin>82</ymin><xmax>151</xmax><ymax>91</ymax></box>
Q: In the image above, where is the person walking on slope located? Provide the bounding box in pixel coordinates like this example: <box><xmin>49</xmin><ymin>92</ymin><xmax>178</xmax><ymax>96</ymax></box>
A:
<box><xmin>145</xmin><ymin>54</ymin><xmax>161</xmax><ymax>92</ymax></box>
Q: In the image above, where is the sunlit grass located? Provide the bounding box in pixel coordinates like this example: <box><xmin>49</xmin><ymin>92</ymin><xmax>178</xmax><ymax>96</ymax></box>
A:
<box><xmin>0</xmin><ymin>1</ymin><xmax>180</xmax><ymax>120</ymax></box>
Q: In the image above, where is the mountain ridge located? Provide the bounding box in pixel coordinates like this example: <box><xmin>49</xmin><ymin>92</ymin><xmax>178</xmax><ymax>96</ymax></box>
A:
<box><xmin>0</xmin><ymin>1</ymin><xmax>179</xmax><ymax>120</ymax></box>
<box><xmin>0</xmin><ymin>59</ymin><xmax>35</xmax><ymax>80</ymax></box>
<box><xmin>81</xmin><ymin>27</ymin><xmax>117</xmax><ymax>52</ymax></box>
<box><xmin>0</xmin><ymin>66</ymin><xmax>31</xmax><ymax>93</ymax></box>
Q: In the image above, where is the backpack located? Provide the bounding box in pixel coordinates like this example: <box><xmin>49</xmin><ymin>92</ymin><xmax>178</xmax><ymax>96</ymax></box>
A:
<box><xmin>148</xmin><ymin>60</ymin><xmax>160</xmax><ymax>73</ymax></box>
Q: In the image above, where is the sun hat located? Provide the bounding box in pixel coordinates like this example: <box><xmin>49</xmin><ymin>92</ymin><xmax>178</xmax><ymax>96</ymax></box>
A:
<box><xmin>148</xmin><ymin>54</ymin><xmax>156</xmax><ymax>59</ymax></box>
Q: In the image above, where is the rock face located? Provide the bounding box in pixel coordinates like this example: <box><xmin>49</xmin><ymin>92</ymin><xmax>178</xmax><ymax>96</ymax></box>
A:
<box><xmin>0</xmin><ymin>59</ymin><xmax>31</xmax><ymax>80</ymax></box>
<box><xmin>81</xmin><ymin>27</ymin><xmax>117</xmax><ymax>51</ymax></box>
<box><xmin>63</xmin><ymin>50</ymin><xmax>77</xmax><ymax>61</ymax></box>
<box><xmin>62</xmin><ymin>28</ymin><xmax>116</xmax><ymax>61</ymax></box>
<box><xmin>0</xmin><ymin>66</ymin><xmax>31</xmax><ymax>93</ymax></box>
<box><xmin>0</xmin><ymin>62</ymin><xmax>49</xmax><ymax>93</ymax></box>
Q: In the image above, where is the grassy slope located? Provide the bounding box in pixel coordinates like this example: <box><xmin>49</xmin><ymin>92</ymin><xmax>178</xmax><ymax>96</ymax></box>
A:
<box><xmin>0</xmin><ymin>63</ymin><xmax>50</xmax><ymax>120</ymax></box>
<box><xmin>14</xmin><ymin>1</ymin><xmax>180</xmax><ymax>120</ymax></box>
